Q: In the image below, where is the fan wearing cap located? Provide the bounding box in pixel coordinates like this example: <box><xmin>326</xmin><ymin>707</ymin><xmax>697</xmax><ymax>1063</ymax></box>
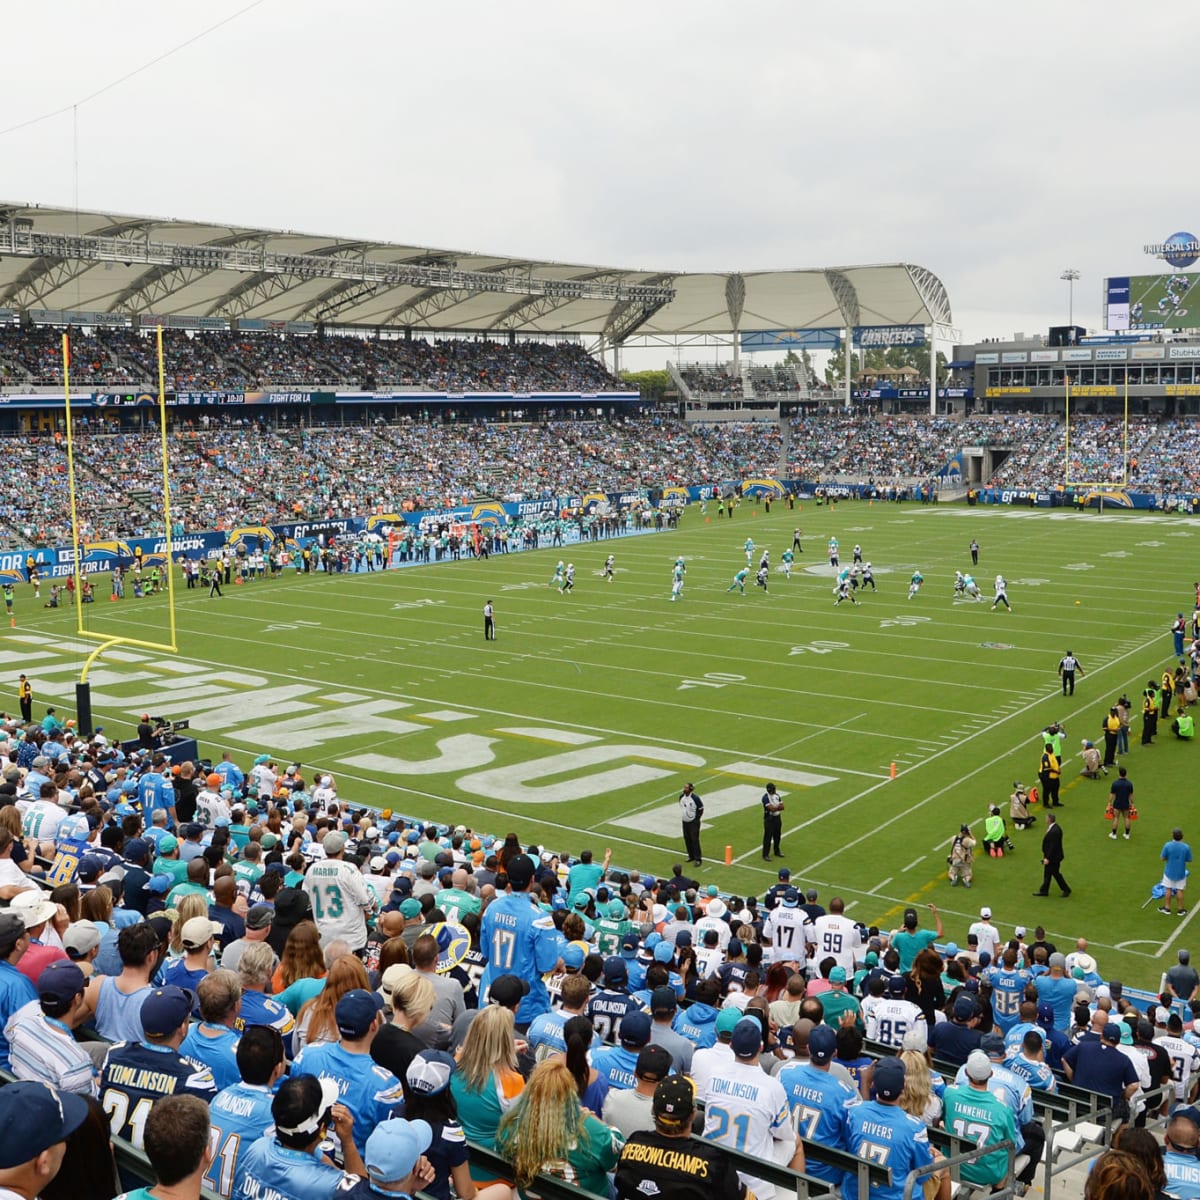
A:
<box><xmin>967</xmin><ymin>906</ymin><xmax>1002</xmax><ymax>962</ymax></box>
<box><xmin>591</xmin><ymin>1009</ymin><xmax>654</xmax><ymax>1091</ymax></box>
<box><xmin>98</xmin><ymin>984</ymin><xmax>217</xmax><ymax>1148</ymax></box>
<box><xmin>0</xmin><ymin>910</ymin><xmax>37</xmax><ymax>1071</ymax></box>
<box><xmin>613</xmin><ymin>1072</ymin><xmax>749</xmax><ymax>1199</ymax></box>
<box><xmin>1062</xmin><ymin>1022</ymin><xmax>1141</xmax><ymax>1122</ymax></box>
<box><xmin>7</xmin><ymin>888</ymin><xmax>67</xmax><ymax>983</ymax></box>
<box><xmin>942</xmin><ymin>1049</ymin><xmax>1020</xmax><ymax>1188</ymax></box>
<box><xmin>928</xmin><ymin>993</ymin><xmax>983</xmax><ymax>1068</ymax></box>
<box><xmin>841</xmin><ymin>1056</ymin><xmax>947</xmax><ymax>1200</ymax></box>
<box><xmin>690</xmin><ymin>1005</ymin><xmax>748</xmax><ymax>1097</ymax></box>
<box><xmin>601</xmin><ymin>1043</ymin><xmax>673</xmax><ymax>1138</ymax></box>
<box><xmin>1033</xmin><ymin>952</ymin><xmax>1077</xmax><ymax>1031</ymax></box>
<box><xmin>587</xmin><ymin>956</ymin><xmax>649</xmax><ymax>1047</ymax></box>
<box><xmin>302</xmin><ymin>831</ymin><xmax>376</xmax><ymax>952</ymax></box>
<box><xmin>0</xmin><ymin>1079</ymin><xmax>89</xmax><ymax>1200</ymax></box>
<box><xmin>776</xmin><ymin>1025</ymin><xmax>860</xmax><ymax>1188</ymax></box>
<box><xmin>697</xmin><ymin>1016</ymin><xmax>802</xmax><ymax>1198</ymax></box>
<box><xmin>164</xmin><ymin>916</ymin><xmax>224</xmax><ymax>996</ymax></box>
<box><xmin>232</xmin><ymin>1073</ymin><xmax>366</xmax><ymax>1200</ymax></box>
<box><xmin>6</xmin><ymin>960</ymin><xmax>96</xmax><ymax>1096</ymax></box>
<box><xmin>293</xmin><ymin>988</ymin><xmax>405</xmax><ymax>1155</ymax></box>
<box><xmin>891</xmin><ymin>904</ymin><xmax>944</xmax><ymax>973</ymax></box>
<box><xmin>479</xmin><ymin>852</ymin><xmax>560</xmax><ymax>1025</ymax></box>
<box><xmin>761</xmin><ymin>887</ymin><xmax>810</xmax><ymax>972</ymax></box>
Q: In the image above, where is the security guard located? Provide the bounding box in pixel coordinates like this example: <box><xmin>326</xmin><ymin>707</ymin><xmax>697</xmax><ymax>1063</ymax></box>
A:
<box><xmin>1143</xmin><ymin>683</ymin><xmax>1159</xmax><ymax>744</ymax></box>
<box><xmin>17</xmin><ymin>674</ymin><xmax>31</xmax><ymax>723</ymax></box>
<box><xmin>1162</xmin><ymin>667</ymin><xmax>1175</xmax><ymax>720</ymax></box>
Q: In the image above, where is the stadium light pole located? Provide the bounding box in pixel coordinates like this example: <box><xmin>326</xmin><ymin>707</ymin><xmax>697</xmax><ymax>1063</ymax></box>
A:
<box><xmin>1061</xmin><ymin>269</ymin><xmax>1081</xmax><ymax>328</ymax></box>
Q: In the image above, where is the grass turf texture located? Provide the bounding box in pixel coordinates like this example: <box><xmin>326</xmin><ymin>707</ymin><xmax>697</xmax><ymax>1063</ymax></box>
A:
<box><xmin>8</xmin><ymin>502</ymin><xmax>1199</xmax><ymax>989</ymax></box>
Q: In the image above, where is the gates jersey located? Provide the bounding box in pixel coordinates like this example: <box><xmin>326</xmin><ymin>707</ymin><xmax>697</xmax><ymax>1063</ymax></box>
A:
<box><xmin>776</xmin><ymin>1060</ymin><xmax>859</xmax><ymax>1185</ymax></box>
<box><xmin>479</xmin><ymin>892</ymin><xmax>561</xmax><ymax>1023</ymax></box>
<box><xmin>205</xmin><ymin>1081</ymin><xmax>276</xmax><ymax>1198</ymax></box>
<box><xmin>866</xmin><ymin>999</ymin><xmax>924</xmax><ymax>1049</ymax></box>
<box><xmin>100</xmin><ymin>1041</ymin><xmax>217</xmax><ymax>1148</ymax></box>
<box><xmin>983</xmin><ymin>966</ymin><xmax>1031</xmax><ymax>1033</ymax></box>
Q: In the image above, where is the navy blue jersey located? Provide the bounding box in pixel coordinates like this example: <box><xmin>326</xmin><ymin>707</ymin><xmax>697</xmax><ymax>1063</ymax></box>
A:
<box><xmin>100</xmin><ymin>1040</ymin><xmax>217</xmax><ymax>1148</ymax></box>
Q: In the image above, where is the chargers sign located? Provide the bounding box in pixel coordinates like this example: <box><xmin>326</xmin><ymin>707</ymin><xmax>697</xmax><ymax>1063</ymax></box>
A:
<box><xmin>853</xmin><ymin>325</ymin><xmax>926</xmax><ymax>349</ymax></box>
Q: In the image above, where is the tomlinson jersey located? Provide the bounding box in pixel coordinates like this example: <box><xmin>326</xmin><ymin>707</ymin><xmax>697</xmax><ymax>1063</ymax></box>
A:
<box><xmin>701</xmin><ymin>1059</ymin><xmax>792</xmax><ymax>1200</ymax></box>
<box><xmin>100</xmin><ymin>1041</ymin><xmax>217</xmax><ymax>1148</ymax></box>
<box><xmin>205</xmin><ymin>1082</ymin><xmax>275</xmax><ymax>1198</ymax></box>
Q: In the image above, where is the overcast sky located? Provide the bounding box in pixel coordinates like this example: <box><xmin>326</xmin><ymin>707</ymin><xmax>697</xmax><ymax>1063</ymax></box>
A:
<box><xmin>1</xmin><ymin>0</ymin><xmax>1195</xmax><ymax>363</ymax></box>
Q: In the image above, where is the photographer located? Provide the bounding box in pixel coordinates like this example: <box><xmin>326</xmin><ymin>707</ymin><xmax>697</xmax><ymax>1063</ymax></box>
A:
<box><xmin>948</xmin><ymin>824</ymin><xmax>976</xmax><ymax>888</ymax></box>
<box><xmin>1010</xmin><ymin>782</ymin><xmax>1036</xmax><ymax>830</ymax></box>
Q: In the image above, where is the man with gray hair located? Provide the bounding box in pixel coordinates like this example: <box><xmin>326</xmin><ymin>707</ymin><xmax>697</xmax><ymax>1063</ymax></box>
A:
<box><xmin>236</xmin><ymin>940</ymin><xmax>295</xmax><ymax>1054</ymax></box>
<box><xmin>180</xmin><ymin>969</ymin><xmax>243</xmax><ymax>1090</ymax></box>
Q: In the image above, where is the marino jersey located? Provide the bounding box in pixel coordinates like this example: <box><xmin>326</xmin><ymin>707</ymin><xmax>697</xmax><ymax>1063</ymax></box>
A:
<box><xmin>479</xmin><ymin>892</ymin><xmax>561</xmax><ymax>1023</ymax></box>
<box><xmin>302</xmin><ymin>859</ymin><xmax>372</xmax><ymax>950</ymax></box>
<box><xmin>100</xmin><ymin>1041</ymin><xmax>217</xmax><ymax>1148</ymax></box>
<box><xmin>205</xmin><ymin>1082</ymin><xmax>275</xmax><ymax>1198</ymax></box>
<box><xmin>291</xmin><ymin>1046</ymin><xmax>405</xmax><ymax>1155</ymax></box>
<box><xmin>233</xmin><ymin>1135</ymin><xmax>352</xmax><ymax>1200</ymax></box>
<box><xmin>983</xmin><ymin>967</ymin><xmax>1030</xmax><ymax>1033</ymax></box>
<box><xmin>776</xmin><ymin>1060</ymin><xmax>859</xmax><ymax>1185</ymax></box>
<box><xmin>842</xmin><ymin>1101</ymin><xmax>934</xmax><ymax>1200</ymax></box>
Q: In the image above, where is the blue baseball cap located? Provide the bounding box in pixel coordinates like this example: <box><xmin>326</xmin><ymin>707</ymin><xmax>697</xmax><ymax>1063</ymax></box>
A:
<box><xmin>562</xmin><ymin>944</ymin><xmax>586</xmax><ymax>970</ymax></box>
<box><xmin>0</xmin><ymin>1081</ymin><xmax>89</xmax><ymax>1168</ymax></box>
<box><xmin>141</xmin><ymin>986</ymin><xmax>195</xmax><ymax>1036</ymax></box>
<box><xmin>336</xmin><ymin>989</ymin><xmax>386</xmax><ymax>1039</ymax></box>
<box><xmin>809</xmin><ymin>1024</ymin><xmax>837</xmax><ymax>1063</ymax></box>
<box><xmin>365</xmin><ymin>1118</ymin><xmax>433</xmax><ymax>1186</ymax></box>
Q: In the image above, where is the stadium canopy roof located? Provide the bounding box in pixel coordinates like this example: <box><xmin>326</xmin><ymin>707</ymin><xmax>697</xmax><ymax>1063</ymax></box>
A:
<box><xmin>0</xmin><ymin>204</ymin><xmax>951</xmax><ymax>340</ymax></box>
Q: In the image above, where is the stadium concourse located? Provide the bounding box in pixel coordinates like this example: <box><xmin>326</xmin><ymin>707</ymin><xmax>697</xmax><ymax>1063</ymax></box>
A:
<box><xmin>0</xmin><ymin>695</ymin><xmax>1186</xmax><ymax>1200</ymax></box>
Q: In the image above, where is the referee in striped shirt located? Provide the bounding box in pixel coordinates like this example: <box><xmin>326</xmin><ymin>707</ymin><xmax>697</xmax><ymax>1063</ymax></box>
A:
<box><xmin>1058</xmin><ymin>651</ymin><xmax>1084</xmax><ymax>696</ymax></box>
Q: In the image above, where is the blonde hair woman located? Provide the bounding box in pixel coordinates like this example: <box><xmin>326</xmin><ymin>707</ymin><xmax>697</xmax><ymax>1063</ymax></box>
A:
<box><xmin>168</xmin><ymin>893</ymin><xmax>208</xmax><ymax>956</ymax></box>
<box><xmin>294</xmin><ymin>954</ymin><xmax>369</xmax><ymax>1051</ymax></box>
<box><xmin>495</xmin><ymin>1059</ymin><xmax>622</xmax><ymax>1195</ymax></box>
<box><xmin>899</xmin><ymin>1047</ymin><xmax>943</xmax><ymax>1126</ymax></box>
<box><xmin>370</xmin><ymin>965</ymin><xmax>435</xmax><ymax>1085</ymax></box>
<box><xmin>450</xmin><ymin>1005</ymin><xmax>525</xmax><ymax>1158</ymax></box>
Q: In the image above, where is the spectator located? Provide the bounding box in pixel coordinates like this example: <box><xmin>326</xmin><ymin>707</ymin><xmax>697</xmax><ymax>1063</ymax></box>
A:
<box><xmin>6</xmin><ymin>961</ymin><xmax>96</xmax><ymax>1095</ymax></box>
<box><xmin>179</xmin><ymin>969</ymin><xmax>243</xmax><ymax>1090</ymax></box>
<box><xmin>85</xmin><ymin>921</ymin><xmax>161</xmax><ymax>1043</ymax></box>
<box><xmin>601</xmin><ymin>1044</ymin><xmax>672</xmax><ymax>1138</ymax></box>
<box><xmin>131</xmin><ymin>1094</ymin><xmax>213</xmax><ymax>1200</ymax></box>
<box><xmin>0</xmin><ymin>1080</ymin><xmax>89</xmax><ymax>1200</ymax></box>
<box><xmin>293</xmin><ymin>953</ymin><xmax>369</xmax><ymax>1052</ymax></box>
<box><xmin>448</xmin><ymin>1005</ymin><xmax>525</xmax><ymax>1157</ymax></box>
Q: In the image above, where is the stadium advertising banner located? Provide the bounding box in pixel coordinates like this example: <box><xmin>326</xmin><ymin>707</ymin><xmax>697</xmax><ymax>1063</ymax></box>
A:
<box><xmin>853</xmin><ymin>324</ymin><xmax>926</xmax><ymax>348</ymax></box>
<box><xmin>1106</xmin><ymin>272</ymin><xmax>1200</xmax><ymax>330</ymax></box>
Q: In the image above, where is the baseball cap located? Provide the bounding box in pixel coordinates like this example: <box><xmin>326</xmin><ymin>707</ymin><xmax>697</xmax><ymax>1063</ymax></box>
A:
<box><xmin>562</xmin><ymin>944</ymin><xmax>586</xmax><ymax>970</ymax></box>
<box><xmin>63</xmin><ymin>920</ymin><xmax>101</xmax><ymax>958</ymax></box>
<box><xmin>180</xmin><ymin>917</ymin><xmax>223</xmax><ymax>950</ymax></box>
<box><xmin>808</xmin><ymin>1024</ymin><xmax>837</xmax><ymax>1064</ymax></box>
<box><xmin>829</xmin><ymin>966</ymin><xmax>847</xmax><ymax>984</ymax></box>
<box><xmin>873</xmin><ymin>1057</ymin><xmax>907</xmax><ymax>1100</ymax></box>
<box><xmin>903</xmin><ymin>907</ymin><xmax>918</xmax><ymax>928</ymax></box>
<box><xmin>731</xmin><ymin>1017</ymin><xmax>763</xmax><ymax>1057</ymax></box>
<box><xmin>636</xmin><ymin>1045</ymin><xmax>673</xmax><ymax>1083</ymax></box>
<box><xmin>953</xmin><ymin>993</ymin><xmax>977</xmax><ymax>1021</ymax></box>
<box><xmin>399</xmin><ymin>898</ymin><xmax>422</xmax><ymax>919</ymax></box>
<box><xmin>124</xmin><ymin>838</ymin><xmax>150</xmax><ymax>862</ymax></box>
<box><xmin>650</xmin><ymin>986</ymin><xmax>678</xmax><ymax>1014</ymax></box>
<box><xmin>1036</xmin><ymin>1002</ymin><xmax>1056</xmax><ymax>1026</ymax></box>
<box><xmin>619</xmin><ymin>1011</ymin><xmax>652</xmax><ymax>1048</ymax></box>
<box><xmin>715</xmin><ymin>1007</ymin><xmax>743</xmax><ymax>1036</ymax></box>
<box><xmin>488</xmin><ymin>975</ymin><xmax>530</xmax><ymax>1009</ymax></box>
<box><xmin>943</xmin><ymin>942</ymin><xmax>959</xmax><ymax>957</ymax></box>
<box><xmin>9</xmin><ymin>890</ymin><xmax>58</xmax><ymax>929</ymax></box>
<box><xmin>1101</xmin><ymin>1023</ymin><xmax>1122</xmax><ymax>1044</ymax></box>
<box><xmin>36</xmin><ymin>961</ymin><xmax>86</xmax><ymax>1009</ymax></box>
<box><xmin>158</xmin><ymin>835</ymin><xmax>179</xmax><ymax>854</ymax></box>
<box><xmin>141</xmin><ymin>986</ymin><xmax>195</xmax><ymax>1036</ymax></box>
<box><xmin>620</xmin><ymin>934</ymin><xmax>640</xmax><ymax>957</ymax></box>
<box><xmin>274</xmin><ymin>1076</ymin><xmax>341</xmax><ymax>1136</ymax></box>
<box><xmin>652</xmin><ymin>1074</ymin><xmax>695</xmax><ymax>1125</ymax></box>
<box><xmin>505</xmin><ymin>854</ymin><xmax>535</xmax><ymax>886</ymax></box>
<box><xmin>335</xmin><ymin>989</ymin><xmax>385</xmax><ymax>1038</ymax></box>
<box><xmin>0</xmin><ymin>1081</ymin><xmax>89</xmax><ymax>1169</ymax></box>
<box><xmin>965</xmin><ymin>1050</ymin><xmax>993</xmax><ymax>1081</ymax></box>
<box><xmin>782</xmin><ymin>888</ymin><xmax>800</xmax><ymax>906</ymax></box>
<box><xmin>1014</xmin><ymin>926</ymin><xmax>1027</xmax><ymax>939</ymax></box>
<box><xmin>777</xmin><ymin>867</ymin><xmax>791</xmax><ymax>879</ymax></box>
<box><xmin>886</xmin><ymin>975</ymin><xmax>907</xmax><ymax>997</ymax></box>
<box><xmin>602</xmin><ymin>958</ymin><xmax>628</xmax><ymax>985</ymax></box>
<box><xmin>323</xmin><ymin>831</ymin><xmax>347</xmax><ymax>856</ymax></box>
<box><xmin>245</xmin><ymin>905</ymin><xmax>275</xmax><ymax>931</ymax></box>
<box><xmin>980</xmin><ymin>906</ymin><xmax>991</xmax><ymax>919</ymax></box>
<box><xmin>405</xmin><ymin>1050</ymin><xmax>456</xmax><ymax>1096</ymax></box>
<box><xmin>980</xmin><ymin>1033</ymin><xmax>1006</xmax><ymax>1057</ymax></box>
<box><xmin>1049</xmin><ymin>952</ymin><xmax>1067</xmax><ymax>970</ymax></box>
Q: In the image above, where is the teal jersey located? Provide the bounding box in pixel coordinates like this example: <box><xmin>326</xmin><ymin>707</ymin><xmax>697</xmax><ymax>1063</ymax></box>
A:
<box><xmin>782</xmin><ymin>550</ymin><xmax>794</xmax><ymax>563</ymax></box>
<box><xmin>735</xmin><ymin>568</ymin><xmax>749</xmax><ymax>582</ymax></box>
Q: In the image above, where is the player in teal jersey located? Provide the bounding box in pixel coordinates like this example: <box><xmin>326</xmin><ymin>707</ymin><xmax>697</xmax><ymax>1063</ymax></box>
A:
<box><xmin>727</xmin><ymin>567</ymin><xmax>749</xmax><ymax>595</ymax></box>
<box><xmin>781</xmin><ymin>548</ymin><xmax>794</xmax><ymax>578</ymax></box>
<box><xmin>908</xmin><ymin>570</ymin><xmax>924</xmax><ymax>600</ymax></box>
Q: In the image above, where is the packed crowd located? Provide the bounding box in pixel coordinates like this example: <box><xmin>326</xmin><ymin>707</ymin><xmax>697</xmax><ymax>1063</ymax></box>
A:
<box><xmin>786</xmin><ymin>414</ymin><xmax>960</xmax><ymax>480</ymax></box>
<box><xmin>0</xmin><ymin>328</ymin><xmax>621</xmax><ymax>393</ymax></box>
<box><xmin>0</xmin><ymin>715</ymin><xmax>1193</xmax><ymax>1200</ymax></box>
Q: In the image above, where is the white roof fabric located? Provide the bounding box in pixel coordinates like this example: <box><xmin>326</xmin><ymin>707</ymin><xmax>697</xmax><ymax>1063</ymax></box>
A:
<box><xmin>0</xmin><ymin>204</ymin><xmax>951</xmax><ymax>336</ymax></box>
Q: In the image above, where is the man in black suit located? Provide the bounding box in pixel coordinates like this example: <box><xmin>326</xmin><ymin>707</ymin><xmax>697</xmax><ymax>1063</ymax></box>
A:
<box><xmin>1034</xmin><ymin>811</ymin><xmax>1071</xmax><ymax>897</ymax></box>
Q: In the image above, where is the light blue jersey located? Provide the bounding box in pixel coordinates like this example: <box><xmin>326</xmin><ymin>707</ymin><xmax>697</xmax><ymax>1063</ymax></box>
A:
<box><xmin>205</xmin><ymin>1082</ymin><xmax>276</xmax><ymax>1198</ymax></box>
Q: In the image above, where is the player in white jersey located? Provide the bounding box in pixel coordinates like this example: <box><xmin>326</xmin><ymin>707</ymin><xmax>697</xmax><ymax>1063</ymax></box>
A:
<box><xmin>756</xmin><ymin>564</ymin><xmax>770</xmax><ymax>593</ymax></box>
<box><xmin>828</xmin><ymin>537</ymin><xmax>839</xmax><ymax>568</ymax></box>
<box><xmin>670</xmin><ymin>564</ymin><xmax>684</xmax><ymax>601</ymax></box>
<box><xmin>834</xmin><ymin>579</ymin><xmax>859</xmax><ymax>607</ymax></box>
<box><xmin>861</xmin><ymin>562</ymin><xmax>877</xmax><ymax>591</ymax></box>
<box><xmin>312</xmin><ymin>775</ymin><xmax>337</xmax><ymax>815</ymax></box>
<box><xmin>852</xmin><ymin>544</ymin><xmax>863</xmax><ymax>563</ymax></box>
<box><xmin>759</xmin><ymin>549</ymin><xmax>770</xmax><ymax>572</ymax></box>
<box><xmin>954</xmin><ymin>570</ymin><xmax>966</xmax><ymax>597</ymax></box>
<box><xmin>992</xmin><ymin>575</ymin><xmax>1011</xmax><ymax>611</ymax></box>
<box><xmin>807</xmin><ymin>900</ymin><xmax>862</xmax><ymax>975</ymax></box>
<box><xmin>604</xmin><ymin>554</ymin><xmax>614</xmax><ymax>582</ymax></box>
<box><xmin>563</xmin><ymin>563</ymin><xmax>575</xmax><ymax>593</ymax></box>
<box><xmin>763</xmin><ymin>890</ymin><xmax>809</xmax><ymax>969</ymax></box>
<box><xmin>866</xmin><ymin>976</ymin><xmax>924</xmax><ymax>1048</ymax></box>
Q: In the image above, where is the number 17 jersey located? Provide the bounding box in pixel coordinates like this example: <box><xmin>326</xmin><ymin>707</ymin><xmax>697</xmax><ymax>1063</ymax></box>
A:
<box><xmin>480</xmin><ymin>891</ymin><xmax>561</xmax><ymax>1023</ymax></box>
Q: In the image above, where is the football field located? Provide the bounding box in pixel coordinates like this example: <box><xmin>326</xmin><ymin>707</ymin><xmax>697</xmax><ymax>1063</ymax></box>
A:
<box><xmin>8</xmin><ymin>500</ymin><xmax>1200</xmax><ymax>989</ymax></box>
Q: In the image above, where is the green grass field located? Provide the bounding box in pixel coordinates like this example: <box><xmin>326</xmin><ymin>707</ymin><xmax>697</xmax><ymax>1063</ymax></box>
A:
<box><xmin>8</xmin><ymin>501</ymin><xmax>1199</xmax><ymax>990</ymax></box>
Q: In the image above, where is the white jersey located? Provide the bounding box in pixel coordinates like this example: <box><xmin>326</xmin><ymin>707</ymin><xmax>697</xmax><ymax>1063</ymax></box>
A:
<box><xmin>302</xmin><ymin>858</ymin><xmax>374</xmax><ymax>950</ymax></box>
<box><xmin>995</xmin><ymin>577</ymin><xmax>1008</xmax><ymax>598</ymax></box>
<box><xmin>763</xmin><ymin>907</ymin><xmax>810</xmax><ymax>966</ymax></box>
<box><xmin>866</xmin><ymin>998</ymin><xmax>924</xmax><ymax>1048</ymax></box>
<box><xmin>808</xmin><ymin>914</ymin><xmax>862</xmax><ymax>975</ymax></box>
<box><xmin>1156</xmin><ymin>1034</ymin><xmax>1200</xmax><ymax>1100</ymax></box>
<box><xmin>193</xmin><ymin>791</ymin><xmax>232</xmax><ymax>829</ymax></box>
<box><xmin>312</xmin><ymin>785</ymin><xmax>337</xmax><ymax>814</ymax></box>
<box><xmin>693</xmin><ymin>915</ymin><xmax>731</xmax><ymax>954</ymax></box>
<box><xmin>967</xmin><ymin>921</ymin><xmax>1002</xmax><ymax>961</ymax></box>
<box><xmin>700</xmin><ymin>1059</ymin><xmax>793</xmax><ymax>1200</ymax></box>
<box><xmin>694</xmin><ymin>946</ymin><xmax>724</xmax><ymax>979</ymax></box>
<box><xmin>21</xmin><ymin>801</ymin><xmax>66</xmax><ymax>842</ymax></box>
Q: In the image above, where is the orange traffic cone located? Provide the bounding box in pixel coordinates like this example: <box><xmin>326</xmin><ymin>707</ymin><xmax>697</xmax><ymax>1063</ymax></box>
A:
<box><xmin>110</xmin><ymin>592</ymin><xmax>118</xmax><ymax>601</ymax></box>
<box><xmin>890</xmin><ymin>761</ymin><xmax>897</xmax><ymax>779</ymax></box>
<box><xmin>724</xmin><ymin>845</ymin><xmax>733</xmax><ymax>866</ymax></box>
